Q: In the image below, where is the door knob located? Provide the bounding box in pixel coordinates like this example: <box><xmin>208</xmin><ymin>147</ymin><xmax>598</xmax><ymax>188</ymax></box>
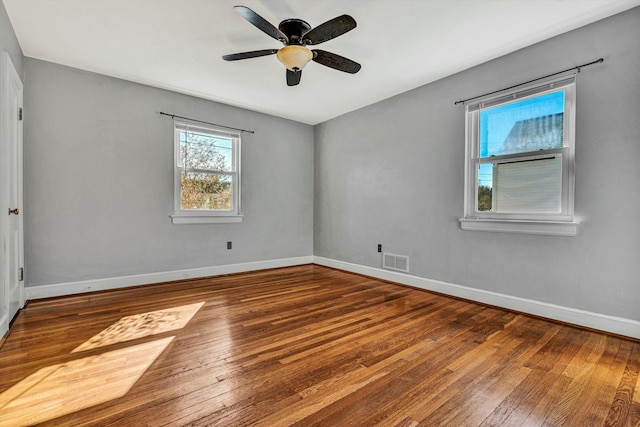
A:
<box><xmin>8</xmin><ymin>208</ymin><xmax>19</xmax><ymax>215</ymax></box>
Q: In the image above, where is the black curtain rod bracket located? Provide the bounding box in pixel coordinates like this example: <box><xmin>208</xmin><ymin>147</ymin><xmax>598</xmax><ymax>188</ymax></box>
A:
<box><xmin>454</xmin><ymin>57</ymin><xmax>604</xmax><ymax>106</ymax></box>
<box><xmin>159</xmin><ymin>112</ymin><xmax>255</xmax><ymax>134</ymax></box>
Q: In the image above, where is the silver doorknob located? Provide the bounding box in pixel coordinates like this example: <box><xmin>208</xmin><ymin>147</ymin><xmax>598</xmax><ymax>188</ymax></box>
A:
<box><xmin>8</xmin><ymin>208</ymin><xmax>19</xmax><ymax>215</ymax></box>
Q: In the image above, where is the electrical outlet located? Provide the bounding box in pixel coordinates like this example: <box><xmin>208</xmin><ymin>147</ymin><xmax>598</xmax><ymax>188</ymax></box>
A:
<box><xmin>227</xmin><ymin>241</ymin><xmax>232</xmax><ymax>250</ymax></box>
<box><xmin>377</xmin><ymin>244</ymin><xmax>382</xmax><ymax>253</ymax></box>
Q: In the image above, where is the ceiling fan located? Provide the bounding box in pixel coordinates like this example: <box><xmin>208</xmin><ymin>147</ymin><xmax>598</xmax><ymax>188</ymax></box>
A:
<box><xmin>222</xmin><ymin>6</ymin><xmax>361</xmax><ymax>86</ymax></box>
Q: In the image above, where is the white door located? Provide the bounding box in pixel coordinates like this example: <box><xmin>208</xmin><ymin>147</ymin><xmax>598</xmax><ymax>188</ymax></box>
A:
<box><xmin>1</xmin><ymin>51</ymin><xmax>24</xmax><ymax>336</ymax></box>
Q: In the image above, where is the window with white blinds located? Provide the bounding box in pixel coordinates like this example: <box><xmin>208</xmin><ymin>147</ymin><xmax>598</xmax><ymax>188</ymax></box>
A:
<box><xmin>461</xmin><ymin>76</ymin><xmax>578</xmax><ymax>235</ymax></box>
<box><xmin>494</xmin><ymin>155</ymin><xmax>562</xmax><ymax>213</ymax></box>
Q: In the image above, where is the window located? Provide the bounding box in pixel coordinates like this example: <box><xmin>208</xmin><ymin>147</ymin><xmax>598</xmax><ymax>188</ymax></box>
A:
<box><xmin>460</xmin><ymin>76</ymin><xmax>579</xmax><ymax>236</ymax></box>
<box><xmin>171</xmin><ymin>120</ymin><xmax>242</xmax><ymax>224</ymax></box>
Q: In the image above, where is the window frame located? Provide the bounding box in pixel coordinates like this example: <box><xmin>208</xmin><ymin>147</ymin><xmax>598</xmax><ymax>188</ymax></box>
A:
<box><xmin>170</xmin><ymin>119</ymin><xmax>242</xmax><ymax>224</ymax></box>
<box><xmin>460</xmin><ymin>75</ymin><xmax>579</xmax><ymax>236</ymax></box>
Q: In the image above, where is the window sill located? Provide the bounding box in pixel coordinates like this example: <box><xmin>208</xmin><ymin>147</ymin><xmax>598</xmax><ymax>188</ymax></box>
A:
<box><xmin>171</xmin><ymin>214</ymin><xmax>243</xmax><ymax>224</ymax></box>
<box><xmin>459</xmin><ymin>218</ymin><xmax>579</xmax><ymax>236</ymax></box>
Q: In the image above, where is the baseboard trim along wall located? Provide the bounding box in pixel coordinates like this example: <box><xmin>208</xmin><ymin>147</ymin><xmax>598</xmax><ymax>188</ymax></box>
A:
<box><xmin>0</xmin><ymin>314</ymin><xmax>8</xmax><ymax>342</ymax></box>
<box><xmin>25</xmin><ymin>256</ymin><xmax>314</xmax><ymax>300</ymax></box>
<box><xmin>313</xmin><ymin>256</ymin><xmax>640</xmax><ymax>340</ymax></box>
<box><xmin>24</xmin><ymin>255</ymin><xmax>639</xmax><ymax>340</ymax></box>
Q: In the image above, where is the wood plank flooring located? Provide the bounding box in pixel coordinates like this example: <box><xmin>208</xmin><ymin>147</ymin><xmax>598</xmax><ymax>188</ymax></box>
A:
<box><xmin>0</xmin><ymin>264</ymin><xmax>638</xmax><ymax>426</ymax></box>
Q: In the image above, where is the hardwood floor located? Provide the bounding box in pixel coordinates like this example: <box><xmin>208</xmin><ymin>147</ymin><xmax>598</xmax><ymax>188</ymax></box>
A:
<box><xmin>1</xmin><ymin>264</ymin><xmax>638</xmax><ymax>426</ymax></box>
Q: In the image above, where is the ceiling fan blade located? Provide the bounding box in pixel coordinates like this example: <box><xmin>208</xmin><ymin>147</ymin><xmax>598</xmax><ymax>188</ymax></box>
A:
<box><xmin>312</xmin><ymin>50</ymin><xmax>361</xmax><ymax>74</ymax></box>
<box><xmin>302</xmin><ymin>15</ymin><xmax>356</xmax><ymax>45</ymax></box>
<box><xmin>222</xmin><ymin>49</ymin><xmax>278</xmax><ymax>61</ymax></box>
<box><xmin>286</xmin><ymin>69</ymin><xmax>302</xmax><ymax>86</ymax></box>
<box><xmin>234</xmin><ymin>6</ymin><xmax>288</xmax><ymax>44</ymax></box>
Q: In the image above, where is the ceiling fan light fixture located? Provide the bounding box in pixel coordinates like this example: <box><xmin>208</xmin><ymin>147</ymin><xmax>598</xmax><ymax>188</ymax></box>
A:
<box><xmin>223</xmin><ymin>7</ymin><xmax>360</xmax><ymax>85</ymax></box>
<box><xmin>276</xmin><ymin>45</ymin><xmax>312</xmax><ymax>71</ymax></box>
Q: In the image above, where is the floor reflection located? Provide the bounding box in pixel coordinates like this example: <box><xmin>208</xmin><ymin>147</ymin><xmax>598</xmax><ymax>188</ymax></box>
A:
<box><xmin>73</xmin><ymin>302</ymin><xmax>204</xmax><ymax>352</ymax></box>
<box><xmin>0</xmin><ymin>337</ymin><xmax>174</xmax><ymax>426</ymax></box>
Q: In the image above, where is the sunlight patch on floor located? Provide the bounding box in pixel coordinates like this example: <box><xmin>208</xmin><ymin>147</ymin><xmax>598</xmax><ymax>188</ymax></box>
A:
<box><xmin>0</xmin><ymin>337</ymin><xmax>174</xmax><ymax>426</ymax></box>
<box><xmin>0</xmin><ymin>302</ymin><xmax>206</xmax><ymax>426</ymax></box>
<box><xmin>73</xmin><ymin>301</ymin><xmax>204</xmax><ymax>352</ymax></box>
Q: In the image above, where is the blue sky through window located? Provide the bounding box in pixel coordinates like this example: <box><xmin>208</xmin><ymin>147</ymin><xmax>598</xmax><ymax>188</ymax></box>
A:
<box><xmin>478</xmin><ymin>90</ymin><xmax>564</xmax><ymax>188</ymax></box>
<box><xmin>479</xmin><ymin>91</ymin><xmax>564</xmax><ymax>158</ymax></box>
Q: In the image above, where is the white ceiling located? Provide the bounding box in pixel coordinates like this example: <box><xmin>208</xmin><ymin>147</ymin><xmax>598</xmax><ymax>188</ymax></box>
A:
<box><xmin>4</xmin><ymin>0</ymin><xmax>639</xmax><ymax>125</ymax></box>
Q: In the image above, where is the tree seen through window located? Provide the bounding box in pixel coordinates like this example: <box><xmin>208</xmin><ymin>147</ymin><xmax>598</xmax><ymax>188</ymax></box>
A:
<box><xmin>179</xmin><ymin>130</ymin><xmax>233</xmax><ymax>210</ymax></box>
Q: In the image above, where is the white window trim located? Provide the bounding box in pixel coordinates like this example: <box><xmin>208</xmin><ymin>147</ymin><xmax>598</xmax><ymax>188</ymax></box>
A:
<box><xmin>459</xmin><ymin>218</ymin><xmax>579</xmax><ymax>236</ymax></box>
<box><xmin>171</xmin><ymin>213</ymin><xmax>243</xmax><ymax>224</ymax></box>
<box><xmin>460</xmin><ymin>75</ymin><xmax>580</xmax><ymax>236</ymax></box>
<box><xmin>170</xmin><ymin>119</ymin><xmax>243</xmax><ymax>225</ymax></box>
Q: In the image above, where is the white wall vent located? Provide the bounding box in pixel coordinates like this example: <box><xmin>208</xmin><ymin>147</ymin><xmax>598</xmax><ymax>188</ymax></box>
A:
<box><xmin>382</xmin><ymin>253</ymin><xmax>409</xmax><ymax>273</ymax></box>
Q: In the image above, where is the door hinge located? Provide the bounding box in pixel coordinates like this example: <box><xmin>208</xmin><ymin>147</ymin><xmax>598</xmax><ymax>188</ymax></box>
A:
<box><xmin>18</xmin><ymin>108</ymin><xmax>23</xmax><ymax>121</ymax></box>
<box><xmin>19</xmin><ymin>267</ymin><xmax>24</xmax><ymax>281</ymax></box>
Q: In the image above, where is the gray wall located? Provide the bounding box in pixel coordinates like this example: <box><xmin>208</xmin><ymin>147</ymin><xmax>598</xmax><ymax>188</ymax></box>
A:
<box><xmin>314</xmin><ymin>8</ymin><xmax>640</xmax><ymax>321</ymax></box>
<box><xmin>18</xmin><ymin>6</ymin><xmax>640</xmax><ymax>323</ymax></box>
<box><xmin>0</xmin><ymin>0</ymin><xmax>23</xmax><ymax>78</ymax></box>
<box><xmin>24</xmin><ymin>59</ymin><xmax>314</xmax><ymax>286</ymax></box>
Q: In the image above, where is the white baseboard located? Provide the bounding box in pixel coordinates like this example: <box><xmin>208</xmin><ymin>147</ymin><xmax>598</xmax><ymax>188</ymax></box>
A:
<box><xmin>313</xmin><ymin>256</ymin><xmax>640</xmax><ymax>340</ymax></box>
<box><xmin>25</xmin><ymin>256</ymin><xmax>313</xmax><ymax>300</ymax></box>
<box><xmin>22</xmin><ymin>255</ymin><xmax>640</xmax><ymax>340</ymax></box>
<box><xmin>0</xmin><ymin>314</ymin><xmax>8</xmax><ymax>341</ymax></box>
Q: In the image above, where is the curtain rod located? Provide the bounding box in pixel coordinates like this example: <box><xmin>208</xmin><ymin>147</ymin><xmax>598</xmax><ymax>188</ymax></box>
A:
<box><xmin>159</xmin><ymin>112</ymin><xmax>255</xmax><ymax>134</ymax></box>
<box><xmin>454</xmin><ymin>57</ymin><xmax>604</xmax><ymax>106</ymax></box>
